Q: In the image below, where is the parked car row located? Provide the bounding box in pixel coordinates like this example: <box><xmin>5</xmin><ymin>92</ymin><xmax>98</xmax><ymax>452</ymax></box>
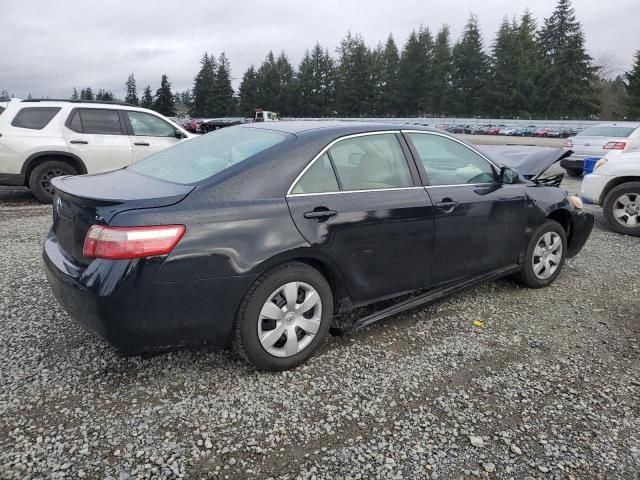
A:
<box><xmin>439</xmin><ymin>123</ymin><xmax>580</xmax><ymax>138</ymax></box>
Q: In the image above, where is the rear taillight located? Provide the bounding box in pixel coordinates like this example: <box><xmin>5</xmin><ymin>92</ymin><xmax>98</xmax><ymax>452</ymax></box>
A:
<box><xmin>83</xmin><ymin>225</ymin><xmax>185</xmax><ymax>260</ymax></box>
<box><xmin>564</xmin><ymin>140</ymin><xmax>573</xmax><ymax>148</ymax></box>
<box><xmin>603</xmin><ymin>141</ymin><xmax>627</xmax><ymax>150</ymax></box>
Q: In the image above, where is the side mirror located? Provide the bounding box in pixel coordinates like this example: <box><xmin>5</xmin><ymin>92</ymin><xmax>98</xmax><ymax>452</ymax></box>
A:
<box><xmin>500</xmin><ymin>166</ymin><xmax>519</xmax><ymax>184</ymax></box>
<box><xmin>175</xmin><ymin>129</ymin><xmax>186</xmax><ymax>139</ymax></box>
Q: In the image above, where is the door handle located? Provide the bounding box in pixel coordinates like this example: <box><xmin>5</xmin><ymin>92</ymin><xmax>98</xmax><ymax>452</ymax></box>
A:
<box><xmin>303</xmin><ymin>209</ymin><xmax>338</xmax><ymax>220</ymax></box>
<box><xmin>70</xmin><ymin>139</ymin><xmax>88</xmax><ymax>144</ymax></box>
<box><xmin>435</xmin><ymin>199</ymin><xmax>460</xmax><ymax>212</ymax></box>
<box><xmin>134</xmin><ymin>141</ymin><xmax>150</xmax><ymax>146</ymax></box>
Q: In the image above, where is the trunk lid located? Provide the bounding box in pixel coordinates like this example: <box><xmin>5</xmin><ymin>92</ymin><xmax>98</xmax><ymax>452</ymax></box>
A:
<box><xmin>51</xmin><ymin>169</ymin><xmax>194</xmax><ymax>265</ymax></box>
<box><xmin>569</xmin><ymin>136</ymin><xmax>616</xmax><ymax>156</ymax></box>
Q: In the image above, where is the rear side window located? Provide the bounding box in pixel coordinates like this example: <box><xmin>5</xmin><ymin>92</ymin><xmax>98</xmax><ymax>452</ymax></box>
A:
<box><xmin>11</xmin><ymin>107</ymin><xmax>61</xmax><ymax>130</ymax></box>
<box><xmin>67</xmin><ymin>108</ymin><xmax>123</xmax><ymax>135</ymax></box>
<box><xmin>129</xmin><ymin>127</ymin><xmax>289</xmax><ymax>184</ymax></box>
<box><xmin>290</xmin><ymin>153</ymin><xmax>339</xmax><ymax>194</ymax></box>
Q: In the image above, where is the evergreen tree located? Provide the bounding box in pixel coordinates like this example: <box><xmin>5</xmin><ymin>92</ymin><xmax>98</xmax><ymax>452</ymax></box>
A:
<box><xmin>211</xmin><ymin>52</ymin><xmax>236</xmax><ymax>115</ymax></box>
<box><xmin>295</xmin><ymin>43</ymin><xmax>336</xmax><ymax>116</ymax></box>
<box><xmin>490</xmin><ymin>17</ymin><xmax>520</xmax><ymax>116</ymax></box>
<box><xmin>398</xmin><ymin>30</ymin><xmax>422</xmax><ymax>115</ymax></box>
<box><xmin>335</xmin><ymin>32</ymin><xmax>373</xmax><ymax>116</ymax></box>
<box><xmin>153</xmin><ymin>74</ymin><xmax>175</xmax><ymax>116</ymax></box>
<box><xmin>191</xmin><ymin>53</ymin><xmax>217</xmax><ymax>116</ymax></box>
<box><xmin>238</xmin><ymin>65</ymin><xmax>260</xmax><ymax>116</ymax></box>
<box><xmin>513</xmin><ymin>11</ymin><xmax>543</xmax><ymax>117</ymax></box>
<box><xmin>625</xmin><ymin>49</ymin><xmax>640</xmax><ymax>119</ymax></box>
<box><xmin>140</xmin><ymin>85</ymin><xmax>154</xmax><ymax>109</ymax></box>
<box><xmin>95</xmin><ymin>89</ymin><xmax>114</xmax><ymax>101</ymax></box>
<box><xmin>71</xmin><ymin>88</ymin><xmax>79</xmax><ymax>100</ymax></box>
<box><xmin>369</xmin><ymin>43</ymin><xmax>385</xmax><ymax>116</ymax></box>
<box><xmin>274</xmin><ymin>52</ymin><xmax>295</xmax><ymax>115</ymax></box>
<box><xmin>255</xmin><ymin>51</ymin><xmax>282</xmax><ymax>111</ymax></box>
<box><xmin>537</xmin><ymin>0</ymin><xmax>599</xmax><ymax>117</ymax></box>
<box><xmin>80</xmin><ymin>87</ymin><xmax>94</xmax><ymax>101</ymax></box>
<box><xmin>431</xmin><ymin>26</ymin><xmax>453</xmax><ymax>116</ymax></box>
<box><xmin>125</xmin><ymin>74</ymin><xmax>139</xmax><ymax>105</ymax></box>
<box><xmin>450</xmin><ymin>15</ymin><xmax>490</xmax><ymax>116</ymax></box>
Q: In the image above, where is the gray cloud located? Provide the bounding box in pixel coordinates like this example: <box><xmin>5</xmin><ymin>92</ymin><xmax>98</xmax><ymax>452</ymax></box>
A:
<box><xmin>1</xmin><ymin>0</ymin><xmax>638</xmax><ymax>99</ymax></box>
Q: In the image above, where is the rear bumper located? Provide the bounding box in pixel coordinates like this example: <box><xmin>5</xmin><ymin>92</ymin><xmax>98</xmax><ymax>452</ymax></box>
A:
<box><xmin>43</xmin><ymin>234</ymin><xmax>256</xmax><ymax>354</ymax></box>
<box><xmin>567</xmin><ymin>210</ymin><xmax>594</xmax><ymax>258</ymax></box>
<box><xmin>0</xmin><ymin>173</ymin><xmax>26</xmax><ymax>186</ymax></box>
<box><xmin>560</xmin><ymin>158</ymin><xmax>585</xmax><ymax>172</ymax></box>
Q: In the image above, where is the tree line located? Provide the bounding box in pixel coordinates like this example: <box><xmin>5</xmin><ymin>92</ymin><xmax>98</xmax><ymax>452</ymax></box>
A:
<box><xmin>3</xmin><ymin>0</ymin><xmax>639</xmax><ymax>120</ymax></box>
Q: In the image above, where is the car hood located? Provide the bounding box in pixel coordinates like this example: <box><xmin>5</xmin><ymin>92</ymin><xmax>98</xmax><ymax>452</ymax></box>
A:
<box><xmin>478</xmin><ymin>145</ymin><xmax>572</xmax><ymax>179</ymax></box>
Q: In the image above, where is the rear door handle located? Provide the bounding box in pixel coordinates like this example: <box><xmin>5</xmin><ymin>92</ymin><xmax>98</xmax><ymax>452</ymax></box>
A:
<box><xmin>70</xmin><ymin>139</ymin><xmax>88</xmax><ymax>144</ymax></box>
<box><xmin>303</xmin><ymin>209</ymin><xmax>338</xmax><ymax>220</ymax></box>
<box><xmin>134</xmin><ymin>141</ymin><xmax>150</xmax><ymax>146</ymax></box>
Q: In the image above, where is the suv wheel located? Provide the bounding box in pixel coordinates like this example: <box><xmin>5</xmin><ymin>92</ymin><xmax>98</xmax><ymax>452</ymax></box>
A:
<box><xmin>29</xmin><ymin>160</ymin><xmax>77</xmax><ymax>203</ymax></box>
<box><xmin>603</xmin><ymin>182</ymin><xmax>640</xmax><ymax>237</ymax></box>
<box><xmin>234</xmin><ymin>262</ymin><xmax>333</xmax><ymax>371</ymax></box>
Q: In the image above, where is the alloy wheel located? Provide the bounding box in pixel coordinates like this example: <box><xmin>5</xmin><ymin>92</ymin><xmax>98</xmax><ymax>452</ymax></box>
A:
<box><xmin>612</xmin><ymin>193</ymin><xmax>640</xmax><ymax>227</ymax></box>
<box><xmin>532</xmin><ymin>231</ymin><xmax>563</xmax><ymax>280</ymax></box>
<box><xmin>257</xmin><ymin>281</ymin><xmax>322</xmax><ymax>358</ymax></box>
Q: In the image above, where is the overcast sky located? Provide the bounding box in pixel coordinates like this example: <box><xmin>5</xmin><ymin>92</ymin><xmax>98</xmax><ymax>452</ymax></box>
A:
<box><xmin>2</xmin><ymin>0</ymin><xmax>638</xmax><ymax>99</ymax></box>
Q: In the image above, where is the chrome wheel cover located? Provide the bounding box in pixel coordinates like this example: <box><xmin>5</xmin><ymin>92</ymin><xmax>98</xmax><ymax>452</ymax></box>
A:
<box><xmin>532</xmin><ymin>231</ymin><xmax>563</xmax><ymax>280</ymax></box>
<box><xmin>612</xmin><ymin>193</ymin><xmax>640</xmax><ymax>227</ymax></box>
<box><xmin>257</xmin><ymin>281</ymin><xmax>322</xmax><ymax>358</ymax></box>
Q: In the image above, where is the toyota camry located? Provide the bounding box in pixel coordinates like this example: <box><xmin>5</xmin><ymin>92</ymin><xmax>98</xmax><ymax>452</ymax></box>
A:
<box><xmin>43</xmin><ymin>122</ymin><xmax>594</xmax><ymax>370</ymax></box>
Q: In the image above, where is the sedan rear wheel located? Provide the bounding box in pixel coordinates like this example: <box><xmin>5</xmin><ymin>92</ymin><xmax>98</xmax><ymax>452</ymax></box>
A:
<box><xmin>514</xmin><ymin>220</ymin><xmax>567</xmax><ymax>288</ymax></box>
<box><xmin>234</xmin><ymin>262</ymin><xmax>333</xmax><ymax>371</ymax></box>
<box><xmin>603</xmin><ymin>182</ymin><xmax>640</xmax><ymax>237</ymax></box>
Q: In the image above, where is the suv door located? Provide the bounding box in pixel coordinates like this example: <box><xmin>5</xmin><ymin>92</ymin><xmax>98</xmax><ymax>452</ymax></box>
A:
<box><xmin>286</xmin><ymin>132</ymin><xmax>435</xmax><ymax>303</ymax></box>
<box><xmin>63</xmin><ymin>108</ymin><xmax>132</xmax><ymax>173</ymax></box>
<box><xmin>124</xmin><ymin>111</ymin><xmax>184</xmax><ymax>163</ymax></box>
<box><xmin>404</xmin><ymin>131</ymin><xmax>526</xmax><ymax>285</ymax></box>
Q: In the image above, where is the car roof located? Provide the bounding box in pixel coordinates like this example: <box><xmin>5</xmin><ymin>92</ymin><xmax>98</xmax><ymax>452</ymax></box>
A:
<box><xmin>241</xmin><ymin>120</ymin><xmax>438</xmax><ymax>136</ymax></box>
<box><xmin>587</xmin><ymin>122</ymin><xmax>640</xmax><ymax>128</ymax></box>
<box><xmin>16</xmin><ymin>99</ymin><xmax>157</xmax><ymax>113</ymax></box>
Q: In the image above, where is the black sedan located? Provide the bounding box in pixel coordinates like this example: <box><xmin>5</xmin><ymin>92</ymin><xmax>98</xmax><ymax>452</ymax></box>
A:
<box><xmin>44</xmin><ymin>122</ymin><xmax>594</xmax><ymax>370</ymax></box>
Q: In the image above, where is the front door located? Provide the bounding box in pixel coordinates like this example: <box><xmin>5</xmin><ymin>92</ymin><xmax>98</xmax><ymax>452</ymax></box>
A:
<box><xmin>286</xmin><ymin>132</ymin><xmax>435</xmax><ymax>303</ymax></box>
<box><xmin>404</xmin><ymin>131</ymin><xmax>526</xmax><ymax>285</ymax></box>
<box><xmin>124</xmin><ymin>110</ymin><xmax>185</xmax><ymax>163</ymax></box>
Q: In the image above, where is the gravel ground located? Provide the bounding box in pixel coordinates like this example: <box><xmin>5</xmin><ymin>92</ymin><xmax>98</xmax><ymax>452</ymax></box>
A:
<box><xmin>1</xmin><ymin>170</ymin><xmax>639</xmax><ymax>480</ymax></box>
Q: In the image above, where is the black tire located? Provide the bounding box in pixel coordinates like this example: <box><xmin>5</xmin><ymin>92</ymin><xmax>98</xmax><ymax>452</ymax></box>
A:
<box><xmin>514</xmin><ymin>220</ymin><xmax>568</xmax><ymax>288</ymax></box>
<box><xmin>565</xmin><ymin>168</ymin><xmax>582</xmax><ymax>178</ymax></box>
<box><xmin>233</xmin><ymin>262</ymin><xmax>333</xmax><ymax>371</ymax></box>
<box><xmin>29</xmin><ymin>160</ymin><xmax>77</xmax><ymax>203</ymax></box>
<box><xmin>603</xmin><ymin>182</ymin><xmax>640</xmax><ymax>237</ymax></box>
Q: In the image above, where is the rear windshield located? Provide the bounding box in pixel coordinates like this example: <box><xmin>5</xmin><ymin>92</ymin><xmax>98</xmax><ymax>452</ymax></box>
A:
<box><xmin>129</xmin><ymin>127</ymin><xmax>290</xmax><ymax>184</ymax></box>
<box><xmin>577</xmin><ymin>126</ymin><xmax>636</xmax><ymax>137</ymax></box>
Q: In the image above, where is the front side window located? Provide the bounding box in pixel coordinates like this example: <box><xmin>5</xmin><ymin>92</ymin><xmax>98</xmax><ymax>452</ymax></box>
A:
<box><xmin>74</xmin><ymin>109</ymin><xmax>123</xmax><ymax>135</ymax></box>
<box><xmin>129</xmin><ymin>126</ymin><xmax>289</xmax><ymax>184</ymax></box>
<box><xmin>328</xmin><ymin>134</ymin><xmax>413</xmax><ymax>191</ymax></box>
<box><xmin>127</xmin><ymin>111</ymin><xmax>175</xmax><ymax>137</ymax></box>
<box><xmin>407</xmin><ymin>133</ymin><xmax>496</xmax><ymax>186</ymax></box>
<box><xmin>290</xmin><ymin>153</ymin><xmax>339</xmax><ymax>194</ymax></box>
<box><xmin>12</xmin><ymin>107</ymin><xmax>61</xmax><ymax>130</ymax></box>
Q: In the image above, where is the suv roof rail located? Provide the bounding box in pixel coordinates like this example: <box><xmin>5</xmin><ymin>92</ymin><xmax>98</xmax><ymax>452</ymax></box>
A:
<box><xmin>21</xmin><ymin>98</ymin><xmax>137</xmax><ymax>107</ymax></box>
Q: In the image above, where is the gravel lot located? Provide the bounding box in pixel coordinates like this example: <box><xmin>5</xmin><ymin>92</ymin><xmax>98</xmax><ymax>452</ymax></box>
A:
<box><xmin>1</xmin><ymin>169</ymin><xmax>639</xmax><ymax>480</ymax></box>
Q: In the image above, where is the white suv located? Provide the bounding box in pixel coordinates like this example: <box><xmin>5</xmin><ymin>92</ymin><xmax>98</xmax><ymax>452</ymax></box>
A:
<box><xmin>0</xmin><ymin>99</ymin><xmax>191</xmax><ymax>202</ymax></box>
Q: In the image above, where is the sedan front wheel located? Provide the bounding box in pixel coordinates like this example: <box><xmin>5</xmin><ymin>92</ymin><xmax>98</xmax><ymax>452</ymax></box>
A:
<box><xmin>514</xmin><ymin>220</ymin><xmax>567</xmax><ymax>288</ymax></box>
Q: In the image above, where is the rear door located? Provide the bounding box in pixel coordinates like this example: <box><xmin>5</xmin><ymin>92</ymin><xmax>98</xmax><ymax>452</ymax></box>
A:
<box><xmin>123</xmin><ymin>110</ymin><xmax>185</xmax><ymax>163</ymax></box>
<box><xmin>403</xmin><ymin>131</ymin><xmax>525</xmax><ymax>285</ymax></box>
<box><xmin>63</xmin><ymin>108</ymin><xmax>132</xmax><ymax>173</ymax></box>
<box><xmin>286</xmin><ymin>132</ymin><xmax>435</xmax><ymax>303</ymax></box>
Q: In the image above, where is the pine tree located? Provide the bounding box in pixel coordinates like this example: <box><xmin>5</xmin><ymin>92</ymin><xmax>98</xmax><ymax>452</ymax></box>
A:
<box><xmin>140</xmin><ymin>86</ymin><xmax>153</xmax><ymax>109</ymax></box>
<box><xmin>431</xmin><ymin>26</ymin><xmax>453</xmax><ymax>116</ymax></box>
<box><xmin>191</xmin><ymin>53</ymin><xmax>217</xmax><ymax>117</ymax></box>
<box><xmin>513</xmin><ymin>11</ymin><xmax>543</xmax><ymax>117</ymax></box>
<box><xmin>274</xmin><ymin>52</ymin><xmax>295</xmax><ymax>115</ymax></box>
<box><xmin>625</xmin><ymin>49</ymin><xmax>640</xmax><ymax>119</ymax></box>
<box><xmin>376</xmin><ymin>35</ymin><xmax>400</xmax><ymax>116</ymax></box>
<box><xmin>153</xmin><ymin>74</ymin><xmax>175</xmax><ymax>116</ymax></box>
<box><xmin>450</xmin><ymin>15</ymin><xmax>490</xmax><ymax>116</ymax></box>
<box><xmin>95</xmin><ymin>89</ymin><xmax>113</xmax><ymax>101</ymax></box>
<box><xmin>211</xmin><ymin>52</ymin><xmax>236</xmax><ymax>115</ymax></box>
<box><xmin>335</xmin><ymin>32</ymin><xmax>373</xmax><ymax>116</ymax></box>
<box><xmin>71</xmin><ymin>88</ymin><xmax>79</xmax><ymax>100</ymax></box>
<box><xmin>537</xmin><ymin>0</ymin><xmax>599</xmax><ymax>117</ymax></box>
<box><xmin>81</xmin><ymin>87</ymin><xmax>94</xmax><ymax>101</ymax></box>
<box><xmin>125</xmin><ymin>74</ymin><xmax>139</xmax><ymax>105</ymax></box>
<box><xmin>238</xmin><ymin>66</ymin><xmax>260</xmax><ymax>116</ymax></box>
<box><xmin>398</xmin><ymin>31</ymin><xmax>422</xmax><ymax>115</ymax></box>
<box><xmin>295</xmin><ymin>43</ymin><xmax>336</xmax><ymax>116</ymax></box>
<box><xmin>490</xmin><ymin>17</ymin><xmax>520</xmax><ymax>116</ymax></box>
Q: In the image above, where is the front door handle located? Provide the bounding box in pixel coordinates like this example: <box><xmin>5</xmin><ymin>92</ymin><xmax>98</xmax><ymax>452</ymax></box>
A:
<box><xmin>134</xmin><ymin>141</ymin><xmax>150</xmax><ymax>146</ymax></box>
<box><xmin>303</xmin><ymin>209</ymin><xmax>338</xmax><ymax>220</ymax></box>
<box><xmin>435</xmin><ymin>199</ymin><xmax>460</xmax><ymax>212</ymax></box>
<box><xmin>70</xmin><ymin>139</ymin><xmax>88</xmax><ymax>144</ymax></box>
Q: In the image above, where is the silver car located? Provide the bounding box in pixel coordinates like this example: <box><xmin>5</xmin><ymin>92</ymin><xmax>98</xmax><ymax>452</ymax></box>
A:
<box><xmin>561</xmin><ymin>123</ymin><xmax>640</xmax><ymax>177</ymax></box>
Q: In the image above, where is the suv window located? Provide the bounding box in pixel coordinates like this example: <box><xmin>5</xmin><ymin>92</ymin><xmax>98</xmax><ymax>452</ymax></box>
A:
<box><xmin>127</xmin><ymin>111</ymin><xmax>175</xmax><ymax>137</ymax></box>
<box><xmin>407</xmin><ymin>133</ymin><xmax>496</xmax><ymax>186</ymax></box>
<box><xmin>0</xmin><ymin>106</ymin><xmax>5</xmax><ymax>116</ymax></box>
<box><xmin>11</xmin><ymin>107</ymin><xmax>61</xmax><ymax>130</ymax></box>
<box><xmin>329</xmin><ymin>134</ymin><xmax>412</xmax><ymax>191</ymax></box>
<box><xmin>68</xmin><ymin>108</ymin><xmax>123</xmax><ymax>135</ymax></box>
<box><xmin>290</xmin><ymin>153</ymin><xmax>339</xmax><ymax>194</ymax></box>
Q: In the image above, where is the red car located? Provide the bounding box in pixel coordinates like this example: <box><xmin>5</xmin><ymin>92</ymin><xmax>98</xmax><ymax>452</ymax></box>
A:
<box><xmin>534</xmin><ymin>128</ymin><xmax>551</xmax><ymax>138</ymax></box>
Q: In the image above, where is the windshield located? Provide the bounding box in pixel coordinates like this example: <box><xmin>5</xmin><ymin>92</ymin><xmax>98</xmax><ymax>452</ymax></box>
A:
<box><xmin>129</xmin><ymin>127</ymin><xmax>290</xmax><ymax>184</ymax></box>
<box><xmin>577</xmin><ymin>126</ymin><xmax>636</xmax><ymax>138</ymax></box>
